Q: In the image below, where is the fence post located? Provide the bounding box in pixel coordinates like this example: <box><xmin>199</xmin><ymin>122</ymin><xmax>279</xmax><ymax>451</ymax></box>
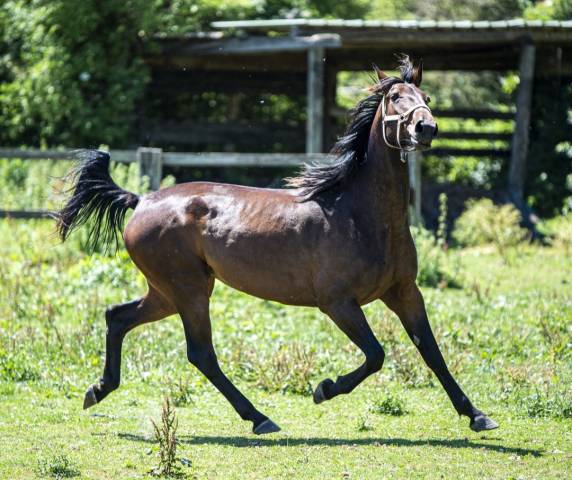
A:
<box><xmin>137</xmin><ymin>147</ymin><xmax>163</xmax><ymax>190</ymax></box>
<box><xmin>408</xmin><ymin>151</ymin><xmax>422</xmax><ymax>226</ymax></box>
<box><xmin>306</xmin><ymin>46</ymin><xmax>325</xmax><ymax>153</ymax></box>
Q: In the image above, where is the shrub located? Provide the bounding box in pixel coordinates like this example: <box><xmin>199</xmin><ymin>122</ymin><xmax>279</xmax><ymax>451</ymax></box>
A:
<box><xmin>371</xmin><ymin>392</ymin><xmax>408</xmax><ymax>416</ymax></box>
<box><xmin>37</xmin><ymin>452</ymin><xmax>80</xmax><ymax>478</ymax></box>
<box><xmin>521</xmin><ymin>389</ymin><xmax>572</xmax><ymax>419</ymax></box>
<box><xmin>453</xmin><ymin>198</ymin><xmax>528</xmax><ymax>258</ymax></box>
<box><xmin>543</xmin><ymin>213</ymin><xmax>572</xmax><ymax>255</ymax></box>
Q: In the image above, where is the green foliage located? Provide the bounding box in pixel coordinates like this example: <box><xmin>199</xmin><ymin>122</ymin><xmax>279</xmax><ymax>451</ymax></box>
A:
<box><xmin>0</xmin><ymin>1</ymin><xmax>153</xmax><ymax>147</ymax></box>
<box><xmin>165</xmin><ymin>376</ymin><xmax>195</xmax><ymax>407</ymax></box>
<box><xmin>356</xmin><ymin>412</ymin><xmax>374</xmax><ymax>431</ymax></box>
<box><xmin>411</xmin><ymin>194</ymin><xmax>463</xmax><ymax>289</ymax></box>
<box><xmin>254</xmin><ymin>343</ymin><xmax>316</xmax><ymax>395</ymax></box>
<box><xmin>371</xmin><ymin>392</ymin><xmax>408</xmax><ymax>416</ymax></box>
<box><xmin>521</xmin><ymin>388</ymin><xmax>572</xmax><ymax>419</ymax></box>
<box><xmin>543</xmin><ymin>213</ymin><xmax>572</xmax><ymax>255</ymax></box>
<box><xmin>453</xmin><ymin>199</ymin><xmax>528</xmax><ymax>257</ymax></box>
<box><xmin>37</xmin><ymin>452</ymin><xmax>80</xmax><ymax>479</ymax></box>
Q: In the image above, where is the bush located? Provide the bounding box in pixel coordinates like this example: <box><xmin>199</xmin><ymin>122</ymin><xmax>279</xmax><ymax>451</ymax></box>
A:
<box><xmin>543</xmin><ymin>213</ymin><xmax>572</xmax><ymax>255</ymax></box>
<box><xmin>371</xmin><ymin>392</ymin><xmax>408</xmax><ymax>416</ymax></box>
<box><xmin>37</xmin><ymin>452</ymin><xmax>80</xmax><ymax>478</ymax></box>
<box><xmin>0</xmin><ymin>1</ymin><xmax>153</xmax><ymax>147</ymax></box>
<box><xmin>453</xmin><ymin>198</ymin><xmax>528</xmax><ymax>257</ymax></box>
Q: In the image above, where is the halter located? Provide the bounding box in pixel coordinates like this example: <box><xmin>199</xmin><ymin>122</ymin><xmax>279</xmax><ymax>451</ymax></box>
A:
<box><xmin>381</xmin><ymin>95</ymin><xmax>432</xmax><ymax>160</ymax></box>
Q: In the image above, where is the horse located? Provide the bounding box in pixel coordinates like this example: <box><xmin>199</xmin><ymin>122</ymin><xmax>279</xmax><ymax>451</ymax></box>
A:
<box><xmin>57</xmin><ymin>56</ymin><xmax>498</xmax><ymax>435</ymax></box>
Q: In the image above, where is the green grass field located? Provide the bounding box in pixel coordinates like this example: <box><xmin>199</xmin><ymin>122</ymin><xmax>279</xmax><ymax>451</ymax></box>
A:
<box><xmin>0</xmin><ymin>218</ymin><xmax>571</xmax><ymax>479</ymax></box>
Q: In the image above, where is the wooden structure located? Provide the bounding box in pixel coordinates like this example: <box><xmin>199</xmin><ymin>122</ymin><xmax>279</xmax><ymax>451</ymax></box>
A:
<box><xmin>3</xmin><ymin>20</ymin><xmax>571</xmax><ymax>223</ymax></box>
<box><xmin>143</xmin><ymin>18</ymin><xmax>572</xmax><ymax>219</ymax></box>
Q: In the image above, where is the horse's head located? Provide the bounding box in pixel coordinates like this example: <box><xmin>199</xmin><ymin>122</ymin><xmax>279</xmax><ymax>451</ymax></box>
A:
<box><xmin>373</xmin><ymin>57</ymin><xmax>438</xmax><ymax>151</ymax></box>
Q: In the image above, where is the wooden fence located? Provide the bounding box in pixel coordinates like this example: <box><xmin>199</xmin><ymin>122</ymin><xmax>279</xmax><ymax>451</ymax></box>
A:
<box><xmin>0</xmin><ymin>147</ymin><xmax>423</xmax><ymax>224</ymax></box>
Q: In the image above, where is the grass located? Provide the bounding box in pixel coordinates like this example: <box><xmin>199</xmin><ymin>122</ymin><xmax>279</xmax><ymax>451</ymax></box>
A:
<box><xmin>0</xmin><ymin>217</ymin><xmax>571</xmax><ymax>479</ymax></box>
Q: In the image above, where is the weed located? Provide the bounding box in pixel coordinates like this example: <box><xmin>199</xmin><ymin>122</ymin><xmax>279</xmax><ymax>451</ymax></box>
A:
<box><xmin>371</xmin><ymin>392</ymin><xmax>408</xmax><ymax>416</ymax></box>
<box><xmin>521</xmin><ymin>388</ymin><xmax>572</xmax><ymax>419</ymax></box>
<box><xmin>151</xmin><ymin>397</ymin><xmax>182</xmax><ymax>477</ymax></box>
<box><xmin>356</xmin><ymin>413</ymin><xmax>374</xmax><ymax>432</ymax></box>
<box><xmin>256</xmin><ymin>343</ymin><xmax>316</xmax><ymax>395</ymax></box>
<box><xmin>37</xmin><ymin>452</ymin><xmax>80</xmax><ymax>479</ymax></box>
<box><xmin>166</xmin><ymin>376</ymin><xmax>194</xmax><ymax>407</ymax></box>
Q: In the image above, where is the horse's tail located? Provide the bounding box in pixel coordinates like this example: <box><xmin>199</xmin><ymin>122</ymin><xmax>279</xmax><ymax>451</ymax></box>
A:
<box><xmin>56</xmin><ymin>149</ymin><xmax>140</xmax><ymax>251</ymax></box>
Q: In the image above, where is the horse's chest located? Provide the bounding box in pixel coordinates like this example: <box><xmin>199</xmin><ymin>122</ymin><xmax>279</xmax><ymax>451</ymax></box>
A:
<box><xmin>352</xmin><ymin>225</ymin><xmax>416</xmax><ymax>303</ymax></box>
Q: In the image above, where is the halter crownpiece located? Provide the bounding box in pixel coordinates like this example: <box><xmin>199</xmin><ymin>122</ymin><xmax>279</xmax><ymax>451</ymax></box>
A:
<box><xmin>381</xmin><ymin>95</ymin><xmax>432</xmax><ymax>160</ymax></box>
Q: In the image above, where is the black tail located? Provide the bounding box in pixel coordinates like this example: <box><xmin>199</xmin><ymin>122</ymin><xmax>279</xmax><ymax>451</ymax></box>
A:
<box><xmin>56</xmin><ymin>150</ymin><xmax>139</xmax><ymax>251</ymax></box>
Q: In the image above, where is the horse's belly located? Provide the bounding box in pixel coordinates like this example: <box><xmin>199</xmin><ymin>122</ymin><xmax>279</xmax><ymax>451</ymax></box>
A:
<box><xmin>214</xmin><ymin>268</ymin><xmax>316</xmax><ymax>307</ymax></box>
<box><xmin>201</xmin><ymin>232</ymin><xmax>317</xmax><ymax>306</ymax></box>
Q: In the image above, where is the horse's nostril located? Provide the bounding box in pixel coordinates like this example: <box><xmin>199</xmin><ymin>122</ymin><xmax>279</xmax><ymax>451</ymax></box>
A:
<box><xmin>415</xmin><ymin>121</ymin><xmax>424</xmax><ymax>133</ymax></box>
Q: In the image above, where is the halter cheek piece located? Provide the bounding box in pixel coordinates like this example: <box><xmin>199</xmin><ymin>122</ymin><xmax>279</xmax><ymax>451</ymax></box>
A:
<box><xmin>381</xmin><ymin>95</ymin><xmax>432</xmax><ymax>160</ymax></box>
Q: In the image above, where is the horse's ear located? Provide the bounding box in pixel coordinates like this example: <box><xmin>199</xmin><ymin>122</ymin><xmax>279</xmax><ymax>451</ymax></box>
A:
<box><xmin>372</xmin><ymin>63</ymin><xmax>388</xmax><ymax>82</ymax></box>
<box><xmin>412</xmin><ymin>59</ymin><xmax>423</xmax><ymax>86</ymax></box>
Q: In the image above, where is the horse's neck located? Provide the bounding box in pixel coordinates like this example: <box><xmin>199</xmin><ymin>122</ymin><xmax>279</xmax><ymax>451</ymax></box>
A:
<box><xmin>350</xmin><ymin>119</ymin><xmax>411</xmax><ymax>229</ymax></box>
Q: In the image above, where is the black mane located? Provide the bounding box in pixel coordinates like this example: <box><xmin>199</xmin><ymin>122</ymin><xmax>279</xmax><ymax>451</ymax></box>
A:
<box><xmin>286</xmin><ymin>55</ymin><xmax>417</xmax><ymax>200</ymax></box>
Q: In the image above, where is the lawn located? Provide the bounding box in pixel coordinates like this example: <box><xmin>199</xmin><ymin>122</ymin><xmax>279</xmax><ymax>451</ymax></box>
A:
<box><xmin>0</xmin><ymin>218</ymin><xmax>570</xmax><ymax>479</ymax></box>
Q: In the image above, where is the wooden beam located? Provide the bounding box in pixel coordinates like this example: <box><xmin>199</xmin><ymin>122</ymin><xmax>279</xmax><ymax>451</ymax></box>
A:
<box><xmin>306</xmin><ymin>47</ymin><xmax>325</xmax><ymax>153</ymax></box>
<box><xmin>162</xmin><ymin>152</ymin><xmax>333</xmax><ymax>167</ymax></box>
<box><xmin>508</xmin><ymin>41</ymin><xmax>536</xmax><ymax>227</ymax></box>
<box><xmin>331</xmin><ymin>107</ymin><xmax>514</xmax><ymax>120</ymax></box>
<box><xmin>437</xmin><ymin>132</ymin><xmax>512</xmax><ymax>141</ymax></box>
<box><xmin>0</xmin><ymin>210</ymin><xmax>54</xmax><ymax>219</ymax></box>
<box><xmin>0</xmin><ymin>148</ymin><xmax>137</xmax><ymax>163</ymax></box>
<box><xmin>428</xmin><ymin>148</ymin><xmax>511</xmax><ymax>158</ymax></box>
<box><xmin>163</xmin><ymin>34</ymin><xmax>341</xmax><ymax>56</ymax></box>
<box><xmin>141</xmin><ymin>121</ymin><xmax>305</xmax><ymax>150</ymax></box>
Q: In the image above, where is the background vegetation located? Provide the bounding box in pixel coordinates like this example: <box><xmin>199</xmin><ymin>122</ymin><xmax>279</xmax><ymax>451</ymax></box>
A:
<box><xmin>1</xmin><ymin>0</ymin><xmax>571</xmax><ymax>214</ymax></box>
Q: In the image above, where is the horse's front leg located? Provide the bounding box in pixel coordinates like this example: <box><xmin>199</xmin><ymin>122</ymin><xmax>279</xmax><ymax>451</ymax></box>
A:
<box><xmin>382</xmin><ymin>282</ymin><xmax>498</xmax><ymax>432</ymax></box>
<box><xmin>313</xmin><ymin>299</ymin><xmax>385</xmax><ymax>403</ymax></box>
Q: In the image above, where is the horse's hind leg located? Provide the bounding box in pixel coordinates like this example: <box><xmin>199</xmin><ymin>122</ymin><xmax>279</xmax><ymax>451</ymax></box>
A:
<box><xmin>175</xmin><ymin>287</ymin><xmax>280</xmax><ymax>435</ymax></box>
<box><xmin>313</xmin><ymin>299</ymin><xmax>385</xmax><ymax>404</ymax></box>
<box><xmin>382</xmin><ymin>282</ymin><xmax>498</xmax><ymax>432</ymax></box>
<box><xmin>83</xmin><ymin>286</ymin><xmax>175</xmax><ymax>409</ymax></box>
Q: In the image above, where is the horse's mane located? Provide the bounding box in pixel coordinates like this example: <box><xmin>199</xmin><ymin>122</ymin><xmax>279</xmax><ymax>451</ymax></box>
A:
<box><xmin>286</xmin><ymin>55</ymin><xmax>418</xmax><ymax>200</ymax></box>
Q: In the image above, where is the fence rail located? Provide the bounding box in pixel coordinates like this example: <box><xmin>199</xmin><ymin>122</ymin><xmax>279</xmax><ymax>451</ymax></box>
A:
<box><xmin>0</xmin><ymin>147</ymin><xmax>425</xmax><ymax>223</ymax></box>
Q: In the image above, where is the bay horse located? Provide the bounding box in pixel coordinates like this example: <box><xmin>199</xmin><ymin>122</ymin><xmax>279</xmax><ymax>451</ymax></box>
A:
<box><xmin>57</xmin><ymin>56</ymin><xmax>498</xmax><ymax>435</ymax></box>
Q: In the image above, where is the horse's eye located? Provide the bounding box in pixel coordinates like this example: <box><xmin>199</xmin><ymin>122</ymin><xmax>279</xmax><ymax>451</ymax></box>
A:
<box><xmin>391</xmin><ymin>93</ymin><xmax>399</xmax><ymax>102</ymax></box>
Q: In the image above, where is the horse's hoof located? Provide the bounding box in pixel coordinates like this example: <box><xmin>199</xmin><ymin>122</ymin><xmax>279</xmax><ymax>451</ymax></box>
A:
<box><xmin>470</xmin><ymin>414</ymin><xmax>499</xmax><ymax>432</ymax></box>
<box><xmin>313</xmin><ymin>378</ymin><xmax>334</xmax><ymax>405</ymax></box>
<box><xmin>253</xmin><ymin>418</ymin><xmax>281</xmax><ymax>435</ymax></box>
<box><xmin>83</xmin><ymin>385</ymin><xmax>98</xmax><ymax>410</ymax></box>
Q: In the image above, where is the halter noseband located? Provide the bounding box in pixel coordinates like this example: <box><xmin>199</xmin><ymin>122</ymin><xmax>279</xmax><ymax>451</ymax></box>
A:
<box><xmin>381</xmin><ymin>95</ymin><xmax>432</xmax><ymax>158</ymax></box>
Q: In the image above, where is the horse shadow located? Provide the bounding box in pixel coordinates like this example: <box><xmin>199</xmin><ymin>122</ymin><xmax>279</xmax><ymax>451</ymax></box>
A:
<box><xmin>117</xmin><ymin>432</ymin><xmax>543</xmax><ymax>457</ymax></box>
